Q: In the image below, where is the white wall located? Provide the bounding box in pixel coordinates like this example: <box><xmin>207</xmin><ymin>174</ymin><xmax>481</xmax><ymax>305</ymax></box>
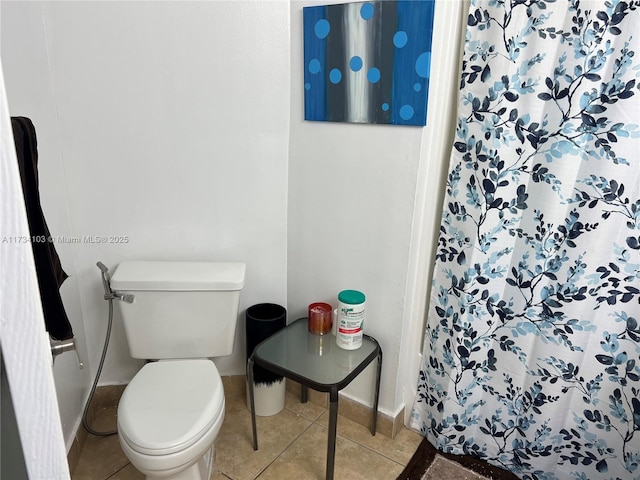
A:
<box><xmin>1</xmin><ymin>0</ymin><xmax>291</xmax><ymax>448</ymax></box>
<box><xmin>288</xmin><ymin>1</ymin><xmax>423</xmax><ymax>417</ymax></box>
<box><xmin>1</xmin><ymin>1</ymin><xmax>90</xmax><ymax>450</ymax></box>
<box><xmin>396</xmin><ymin>0</ymin><xmax>468</xmax><ymax>423</ymax></box>
<box><xmin>42</xmin><ymin>0</ymin><xmax>291</xmax><ymax>382</ymax></box>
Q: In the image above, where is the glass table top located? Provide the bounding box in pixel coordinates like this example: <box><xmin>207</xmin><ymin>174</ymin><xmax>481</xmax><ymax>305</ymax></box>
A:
<box><xmin>253</xmin><ymin>317</ymin><xmax>380</xmax><ymax>388</ymax></box>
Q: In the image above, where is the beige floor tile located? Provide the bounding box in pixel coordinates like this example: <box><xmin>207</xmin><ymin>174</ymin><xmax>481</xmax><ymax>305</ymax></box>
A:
<box><xmin>106</xmin><ymin>463</ymin><xmax>145</xmax><ymax>480</ymax></box>
<box><xmin>215</xmin><ymin>397</ymin><xmax>313</xmax><ymax>480</ymax></box>
<box><xmin>211</xmin><ymin>470</ymin><xmax>232</xmax><ymax>480</ymax></box>
<box><xmin>85</xmin><ymin>405</ymin><xmax>118</xmax><ymax>433</ymax></box>
<box><xmin>72</xmin><ymin>389</ymin><xmax>419</xmax><ymax>480</ymax></box>
<box><xmin>256</xmin><ymin>423</ymin><xmax>404</xmax><ymax>480</ymax></box>
<box><xmin>423</xmin><ymin>455</ymin><xmax>488</xmax><ymax>480</ymax></box>
<box><xmin>314</xmin><ymin>411</ymin><xmax>422</xmax><ymax>465</ymax></box>
<box><xmin>284</xmin><ymin>390</ymin><xmax>327</xmax><ymax>421</ymax></box>
<box><xmin>105</xmin><ymin>462</ymin><xmax>233</xmax><ymax>480</ymax></box>
<box><xmin>92</xmin><ymin>385</ymin><xmax>127</xmax><ymax>410</ymax></box>
<box><xmin>71</xmin><ymin>433</ymin><xmax>128</xmax><ymax>480</ymax></box>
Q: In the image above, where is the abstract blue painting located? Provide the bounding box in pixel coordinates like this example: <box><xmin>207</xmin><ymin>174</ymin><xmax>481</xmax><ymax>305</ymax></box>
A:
<box><xmin>303</xmin><ymin>0</ymin><xmax>435</xmax><ymax>126</ymax></box>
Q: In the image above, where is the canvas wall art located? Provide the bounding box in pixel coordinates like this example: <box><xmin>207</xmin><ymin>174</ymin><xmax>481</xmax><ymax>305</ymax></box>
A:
<box><xmin>303</xmin><ymin>0</ymin><xmax>435</xmax><ymax>126</ymax></box>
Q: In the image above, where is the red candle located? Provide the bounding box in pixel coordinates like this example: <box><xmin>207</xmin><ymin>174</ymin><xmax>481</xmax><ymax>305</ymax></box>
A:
<box><xmin>308</xmin><ymin>302</ymin><xmax>333</xmax><ymax>335</ymax></box>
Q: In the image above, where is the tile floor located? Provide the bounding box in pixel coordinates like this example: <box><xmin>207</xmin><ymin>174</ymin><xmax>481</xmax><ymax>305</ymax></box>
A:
<box><xmin>71</xmin><ymin>385</ymin><xmax>485</xmax><ymax>480</ymax></box>
<box><xmin>72</xmin><ymin>385</ymin><xmax>422</xmax><ymax>480</ymax></box>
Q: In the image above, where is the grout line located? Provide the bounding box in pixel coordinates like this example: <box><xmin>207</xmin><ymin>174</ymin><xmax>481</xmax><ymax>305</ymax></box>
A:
<box><xmin>313</xmin><ymin>420</ymin><xmax>405</xmax><ymax>470</ymax></box>
<box><xmin>251</xmin><ymin>407</ymin><xmax>320</xmax><ymax>480</ymax></box>
<box><xmin>216</xmin><ymin>399</ymin><xmax>323</xmax><ymax>480</ymax></box>
<box><xmin>104</xmin><ymin>462</ymin><xmax>132</xmax><ymax>480</ymax></box>
<box><xmin>310</xmin><ymin>411</ymin><xmax>409</xmax><ymax>469</ymax></box>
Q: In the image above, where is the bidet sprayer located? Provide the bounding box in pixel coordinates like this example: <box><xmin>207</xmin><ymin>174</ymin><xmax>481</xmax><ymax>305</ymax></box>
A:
<box><xmin>97</xmin><ymin>261</ymin><xmax>134</xmax><ymax>303</ymax></box>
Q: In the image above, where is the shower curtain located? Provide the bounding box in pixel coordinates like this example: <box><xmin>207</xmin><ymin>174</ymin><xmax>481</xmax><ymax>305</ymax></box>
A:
<box><xmin>410</xmin><ymin>1</ymin><xmax>639</xmax><ymax>479</ymax></box>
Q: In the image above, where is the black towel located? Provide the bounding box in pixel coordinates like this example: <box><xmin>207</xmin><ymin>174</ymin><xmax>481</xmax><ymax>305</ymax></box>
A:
<box><xmin>11</xmin><ymin>116</ymin><xmax>73</xmax><ymax>341</ymax></box>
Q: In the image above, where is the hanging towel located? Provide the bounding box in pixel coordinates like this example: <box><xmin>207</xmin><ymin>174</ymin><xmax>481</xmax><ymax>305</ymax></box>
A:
<box><xmin>11</xmin><ymin>116</ymin><xmax>73</xmax><ymax>341</ymax></box>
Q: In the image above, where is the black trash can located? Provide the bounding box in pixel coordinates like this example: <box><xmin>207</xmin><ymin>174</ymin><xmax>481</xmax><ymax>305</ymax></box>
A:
<box><xmin>245</xmin><ymin>303</ymin><xmax>286</xmax><ymax>416</ymax></box>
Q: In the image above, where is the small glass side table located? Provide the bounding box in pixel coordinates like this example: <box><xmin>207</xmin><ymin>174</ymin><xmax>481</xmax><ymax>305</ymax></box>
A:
<box><xmin>247</xmin><ymin>317</ymin><xmax>383</xmax><ymax>480</ymax></box>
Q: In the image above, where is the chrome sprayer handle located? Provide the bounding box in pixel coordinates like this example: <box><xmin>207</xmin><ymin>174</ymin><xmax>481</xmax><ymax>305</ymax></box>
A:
<box><xmin>97</xmin><ymin>261</ymin><xmax>135</xmax><ymax>303</ymax></box>
<box><xmin>104</xmin><ymin>292</ymin><xmax>135</xmax><ymax>303</ymax></box>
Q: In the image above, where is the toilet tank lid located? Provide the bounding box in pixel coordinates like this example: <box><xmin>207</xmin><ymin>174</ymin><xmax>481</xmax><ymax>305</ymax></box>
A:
<box><xmin>110</xmin><ymin>261</ymin><xmax>246</xmax><ymax>291</ymax></box>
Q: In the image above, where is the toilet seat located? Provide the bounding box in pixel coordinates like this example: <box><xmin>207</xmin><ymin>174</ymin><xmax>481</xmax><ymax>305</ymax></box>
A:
<box><xmin>118</xmin><ymin>359</ymin><xmax>224</xmax><ymax>456</ymax></box>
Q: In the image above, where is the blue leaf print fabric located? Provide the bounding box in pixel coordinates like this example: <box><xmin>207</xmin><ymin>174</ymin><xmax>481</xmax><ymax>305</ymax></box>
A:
<box><xmin>410</xmin><ymin>1</ymin><xmax>640</xmax><ymax>479</ymax></box>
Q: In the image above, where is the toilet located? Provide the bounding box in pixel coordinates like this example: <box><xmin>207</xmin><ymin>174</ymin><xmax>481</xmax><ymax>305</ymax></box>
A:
<box><xmin>110</xmin><ymin>261</ymin><xmax>246</xmax><ymax>480</ymax></box>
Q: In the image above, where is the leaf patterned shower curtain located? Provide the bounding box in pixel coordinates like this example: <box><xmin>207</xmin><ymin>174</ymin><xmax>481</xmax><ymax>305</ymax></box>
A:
<box><xmin>410</xmin><ymin>1</ymin><xmax>639</xmax><ymax>479</ymax></box>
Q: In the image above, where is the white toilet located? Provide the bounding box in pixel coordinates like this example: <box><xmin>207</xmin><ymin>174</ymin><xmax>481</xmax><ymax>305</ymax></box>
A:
<box><xmin>110</xmin><ymin>261</ymin><xmax>246</xmax><ymax>480</ymax></box>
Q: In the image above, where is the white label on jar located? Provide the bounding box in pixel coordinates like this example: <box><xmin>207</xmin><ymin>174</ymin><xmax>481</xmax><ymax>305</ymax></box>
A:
<box><xmin>337</xmin><ymin>301</ymin><xmax>365</xmax><ymax>349</ymax></box>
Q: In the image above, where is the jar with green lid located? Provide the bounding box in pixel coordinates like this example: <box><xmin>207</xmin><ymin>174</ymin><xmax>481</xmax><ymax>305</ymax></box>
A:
<box><xmin>336</xmin><ymin>290</ymin><xmax>365</xmax><ymax>350</ymax></box>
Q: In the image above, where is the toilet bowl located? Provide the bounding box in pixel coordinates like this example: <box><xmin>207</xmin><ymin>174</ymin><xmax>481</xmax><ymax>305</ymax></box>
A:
<box><xmin>117</xmin><ymin>359</ymin><xmax>225</xmax><ymax>480</ymax></box>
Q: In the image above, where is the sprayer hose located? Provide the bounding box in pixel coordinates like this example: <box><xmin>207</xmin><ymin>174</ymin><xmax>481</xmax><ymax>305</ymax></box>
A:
<box><xmin>81</xmin><ymin>297</ymin><xmax>117</xmax><ymax>437</ymax></box>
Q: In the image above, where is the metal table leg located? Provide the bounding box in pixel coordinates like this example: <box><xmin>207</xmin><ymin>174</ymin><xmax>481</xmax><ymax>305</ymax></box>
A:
<box><xmin>371</xmin><ymin>348</ymin><xmax>382</xmax><ymax>436</ymax></box>
<box><xmin>247</xmin><ymin>357</ymin><xmax>258</xmax><ymax>450</ymax></box>
<box><xmin>326</xmin><ymin>388</ymin><xmax>339</xmax><ymax>480</ymax></box>
<box><xmin>301</xmin><ymin>384</ymin><xmax>308</xmax><ymax>403</ymax></box>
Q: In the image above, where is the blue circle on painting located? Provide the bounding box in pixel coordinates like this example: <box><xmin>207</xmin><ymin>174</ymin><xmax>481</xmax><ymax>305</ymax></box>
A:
<box><xmin>315</xmin><ymin>19</ymin><xmax>330</xmax><ymax>39</ymax></box>
<box><xmin>393</xmin><ymin>31</ymin><xmax>408</xmax><ymax>48</ymax></box>
<box><xmin>329</xmin><ymin>68</ymin><xmax>342</xmax><ymax>84</ymax></box>
<box><xmin>305</xmin><ymin>83</ymin><xmax>311</xmax><ymax>90</ymax></box>
<box><xmin>360</xmin><ymin>3</ymin><xmax>374</xmax><ymax>20</ymax></box>
<box><xmin>349</xmin><ymin>56</ymin><xmax>363</xmax><ymax>72</ymax></box>
<box><xmin>415</xmin><ymin>52</ymin><xmax>432</xmax><ymax>78</ymax></box>
<box><xmin>309</xmin><ymin>59</ymin><xmax>321</xmax><ymax>74</ymax></box>
<box><xmin>382</xmin><ymin>103</ymin><xmax>389</xmax><ymax>111</ymax></box>
<box><xmin>367</xmin><ymin>67</ymin><xmax>381</xmax><ymax>83</ymax></box>
<box><xmin>414</xmin><ymin>82</ymin><xmax>422</xmax><ymax>92</ymax></box>
<box><xmin>400</xmin><ymin>105</ymin><xmax>414</xmax><ymax>120</ymax></box>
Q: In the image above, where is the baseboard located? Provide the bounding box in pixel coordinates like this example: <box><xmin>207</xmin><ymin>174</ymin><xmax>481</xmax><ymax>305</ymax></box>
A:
<box><xmin>225</xmin><ymin>375</ymin><xmax>404</xmax><ymax>438</ymax></box>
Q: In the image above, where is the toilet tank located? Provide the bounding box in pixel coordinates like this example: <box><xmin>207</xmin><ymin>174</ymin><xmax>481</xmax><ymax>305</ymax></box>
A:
<box><xmin>110</xmin><ymin>261</ymin><xmax>246</xmax><ymax>360</ymax></box>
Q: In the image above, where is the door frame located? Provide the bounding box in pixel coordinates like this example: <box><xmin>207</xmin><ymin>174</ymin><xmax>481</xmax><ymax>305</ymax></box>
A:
<box><xmin>0</xmin><ymin>62</ymin><xmax>70</xmax><ymax>479</ymax></box>
<box><xmin>399</xmin><ymin>0</ymin><xmax>469</xmax><ymax>426</ymax></box>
